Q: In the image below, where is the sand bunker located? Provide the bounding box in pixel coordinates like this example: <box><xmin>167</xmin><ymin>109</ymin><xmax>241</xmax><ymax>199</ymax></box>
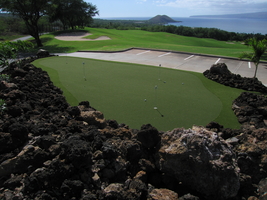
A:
<box><xmin>55</xmin><ymin>32</ymin><xmax>111</xmax><ymax>41</ymax></box>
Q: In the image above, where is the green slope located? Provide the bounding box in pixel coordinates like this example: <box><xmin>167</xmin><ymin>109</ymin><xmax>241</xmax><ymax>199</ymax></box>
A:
<box><xmin>40</xmin><ymin>28</ymin><xmax>248</xmax><ymax>58</ymax></box>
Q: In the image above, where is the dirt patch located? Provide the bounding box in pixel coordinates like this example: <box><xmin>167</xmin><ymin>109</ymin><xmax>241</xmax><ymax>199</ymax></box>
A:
<box><xmin>55</xmin><ymin>32</ymin><xmax>111</xmax><ymax>41</ymax></box>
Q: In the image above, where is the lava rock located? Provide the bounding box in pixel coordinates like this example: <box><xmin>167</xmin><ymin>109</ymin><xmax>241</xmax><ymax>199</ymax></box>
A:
<box><xmin>148</xmin><ymin>188</ymin><xmax>179</xmax><ymax>200</ymax></box>
<box><xmin>156</xmin><ymin>126</ymin><xmax>240</xmax><ymax>199</ymax></box>
<box><xmin>233</xmin><ymin>92</ymin><xmax>267</xmax><ymax>128</ymax></box>
<box><xmin>204</xmin><ymin>63</ymin><xmax>267</xmax><ymax>93</ymax></box>
<box><xmin>37</xmin><ymin>49</ymin><xmax>50</xmax><ymax>58</ymax></box>
<box><xmin>137</xmin><ymin>124</ymin><xmax>161</xmax><ymax>149</ymax></box>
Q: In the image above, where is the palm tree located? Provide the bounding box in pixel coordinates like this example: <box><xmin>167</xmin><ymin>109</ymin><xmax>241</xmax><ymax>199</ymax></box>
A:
<box><xmin>239</xmin><ymin>37</ymin><xmax>267</xmax><ymax>78</ymax></box>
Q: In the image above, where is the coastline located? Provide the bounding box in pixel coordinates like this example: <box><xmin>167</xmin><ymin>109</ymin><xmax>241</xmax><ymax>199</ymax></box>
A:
<box><xmin>98</xmin><ymin>17</ymin><xmax>267</xmax><ymax>34</ymax></box>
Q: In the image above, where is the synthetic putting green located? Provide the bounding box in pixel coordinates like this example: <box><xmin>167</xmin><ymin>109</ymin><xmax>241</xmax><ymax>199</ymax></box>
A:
<box><xmin>33</xmin><ymin>56</ymin><xmax>241</xmax><ymax>131</ymax></box>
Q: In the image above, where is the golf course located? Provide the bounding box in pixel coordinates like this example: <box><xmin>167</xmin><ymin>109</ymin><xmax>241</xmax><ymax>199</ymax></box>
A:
<box><xmin>40</xmin><ymin>28</ymin><xmax>250</xmax><ymax>57</ymax></box>
<box><xmin>32</xmin><ymin>28</ymin><xmax>249</xmax><ymax>131</ymax></box>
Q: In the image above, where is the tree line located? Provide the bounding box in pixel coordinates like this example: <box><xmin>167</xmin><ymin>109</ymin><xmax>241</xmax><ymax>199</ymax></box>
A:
<box><xmin>0</xmin><ymin>0</ymin><xmax>98</xmax><ymax>46</ymax></box>
<box><xmin>141</xmin><ymin>25</ymin><xmax>267</xmax><ymax>42</ymax></box>
<box><xmin>92</xmin><ymin>19</ymin><xmax>267</xmax><ymax>42</ymax></box>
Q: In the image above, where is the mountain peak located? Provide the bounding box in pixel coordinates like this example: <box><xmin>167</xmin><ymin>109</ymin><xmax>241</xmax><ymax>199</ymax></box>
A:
<box><xmin>148</xmin><ymin>15</ymin><xmax>178</xmax><ymax>24</ymax></box>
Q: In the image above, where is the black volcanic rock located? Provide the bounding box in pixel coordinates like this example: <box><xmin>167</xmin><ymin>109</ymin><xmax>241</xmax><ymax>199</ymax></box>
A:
<box><xmin>232</xmin><ymin>92</ymin><xmax>267</xmax><ymax>128</ymax></box>
<box><xmin>156</xmin><ymin>126</ymin><xmax>240</xmax><ymax>199</ymax></box>
<box><xmin>0</xmin><ymin>55</ymin><xmax>267</xmax><ymax>199</ymax></box>
<box><xmin>204</xmin><ymin>63</ymin><xmax>267</xmax><ymax>94</ymax></box>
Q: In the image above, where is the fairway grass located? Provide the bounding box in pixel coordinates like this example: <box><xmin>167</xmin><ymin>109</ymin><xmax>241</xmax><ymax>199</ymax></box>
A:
<box><xmin>33</xmin><ymin>56</ymin><xmax>245</xmax><ymax>131</ymax></box>
<box><xmin>40</xmin><ymin>28</ymin><xmax>250</xmax><ymax>58</ymax></box>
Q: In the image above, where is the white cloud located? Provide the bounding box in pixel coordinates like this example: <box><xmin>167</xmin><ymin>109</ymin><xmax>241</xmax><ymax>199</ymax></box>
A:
<box><xmin>137</xmin><ymin>0</ymin><xmax>147</xmax><ymax>4</ymax></box>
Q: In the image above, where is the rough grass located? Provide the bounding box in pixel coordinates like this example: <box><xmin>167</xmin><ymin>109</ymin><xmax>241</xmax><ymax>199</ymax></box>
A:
<box><xmin>32</xmin><ymin>56</ymin><xmax>244</xmax><ymax>131</ymax></box>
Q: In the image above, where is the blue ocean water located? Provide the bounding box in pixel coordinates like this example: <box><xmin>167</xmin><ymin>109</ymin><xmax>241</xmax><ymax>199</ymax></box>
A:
<box><xmin>102</xmin><ymin>17</ymin><xmax>267</xmax><ymax>34</ymax></box>
<box><xmin>169</xmin><ymin>17</ymin><xmax>267</xmax><ymax>34</ymax></box>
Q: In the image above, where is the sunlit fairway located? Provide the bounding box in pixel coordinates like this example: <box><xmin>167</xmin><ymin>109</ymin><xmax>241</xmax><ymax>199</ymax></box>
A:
<box><xmin>40</xmin><ymin>28</ymin><xmax>249</xmax><ymax>58</ymax></box>
<box><xmin>32</xmin><ymin>56</ymin><xmax>245</xmax><ymax>131</ymax></box>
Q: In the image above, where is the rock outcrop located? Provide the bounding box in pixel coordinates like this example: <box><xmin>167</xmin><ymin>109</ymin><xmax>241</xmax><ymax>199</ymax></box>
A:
<box><xmin>233</xmin><ymin>92</ymin><xmax>267</xmax><ymax>129</ymax></box>
<box><xmin>156</xmin><ymin>126</ymin><xmax>240</xmax><ymax>199</ymax></box>
<box><xmin>203</xmin><ymin>63</ymin><xmax>267</xmax><ymax>94</ymax></box>
<box><xmin>0</xmin><ymin>55</ymin><xmax>267</xmax><ymax>199</ymax></box>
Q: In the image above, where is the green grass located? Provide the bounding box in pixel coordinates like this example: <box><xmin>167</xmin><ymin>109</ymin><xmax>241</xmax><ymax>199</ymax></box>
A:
<box><xmin>32</xmin><ymin>56</ymin><xmax>245</xmax><ymax>131</ymax></box>
<box><xmin>40</xmin><ymin>28</ymin><xmax>249</xmax><ymax>58</ymax></box>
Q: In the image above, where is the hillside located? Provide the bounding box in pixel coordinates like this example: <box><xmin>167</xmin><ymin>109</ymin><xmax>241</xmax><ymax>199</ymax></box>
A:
<box><xmin>190</xmin><ymin>12</ymin><xmax>267</xmax><ymax>19</ymax></box>
<box><xmin>148</xmin><ymin>15</ymin><xmax>180</xmax><ymax>24</ymax></box>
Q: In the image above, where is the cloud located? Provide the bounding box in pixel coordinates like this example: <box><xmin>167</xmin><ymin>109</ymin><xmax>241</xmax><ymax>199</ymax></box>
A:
<box><xmin>137</xmin><ymin>0</ymin><xmax>147</xmax><ymax>4</ymax></box>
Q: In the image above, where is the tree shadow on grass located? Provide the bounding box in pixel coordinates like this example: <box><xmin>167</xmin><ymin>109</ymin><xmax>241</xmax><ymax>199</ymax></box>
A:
<box><xmin>41</xmin><ymin>44</ymin><xmax>75</xmax><ymax>54</ymax></box>
<box><xmin>31</xmin><ymin>37</ymin><xmax>75</xmax><ymax>53</ymax></box>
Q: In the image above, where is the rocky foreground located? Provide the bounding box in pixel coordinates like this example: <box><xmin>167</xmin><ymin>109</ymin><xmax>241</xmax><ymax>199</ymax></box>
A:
<box><xmin>0</xmin><ymin>56</ymin><xmax>267</xmax><ymax>200</ymax></box>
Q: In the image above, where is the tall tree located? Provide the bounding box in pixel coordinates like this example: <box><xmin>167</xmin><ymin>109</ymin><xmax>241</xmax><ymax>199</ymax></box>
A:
<box><xmin>50</xmin><ymin>0</ymin><xmax>98</xmax><ymax>30</ymax></box>
<box><xmin>0</xmin><ymin>0</ymin><xmax>51</xmax><ymax>47</ymax></box>
<box><xmin>239</xmin><ymin>38</ymin><xmax>267</xmax><ymax>78</ymax></box>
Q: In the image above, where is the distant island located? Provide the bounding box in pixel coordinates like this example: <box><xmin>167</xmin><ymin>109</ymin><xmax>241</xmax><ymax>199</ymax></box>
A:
<box><xmin>190</xmin><ymin>12</ymin><xmax>267</xmax><ymax>19</ymax></box>
<box><xmin>148</xmin><ymin>15</ymin><xmax>181</xmax><ymax>24</ymax></box>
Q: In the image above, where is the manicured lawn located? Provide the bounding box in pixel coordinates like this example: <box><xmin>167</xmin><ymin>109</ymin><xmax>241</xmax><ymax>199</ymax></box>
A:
<box><xmin>40</xmin><ymin>28</ymin><xmax>249</xmax><ymax>58</ymax></box>
<box><xmin>32</xmin><ymin>56</ymin><xmax>244</xmax><ymax>131</ymax></box>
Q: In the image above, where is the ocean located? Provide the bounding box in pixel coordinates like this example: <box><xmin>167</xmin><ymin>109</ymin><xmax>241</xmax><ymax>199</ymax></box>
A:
<box><xmin>102</xmin><ymin>17</ymin><xmax>267</xmax><ymax>35</ymax></box>
<box><xmin>169</xmin><ymin>17</ymin><xmax>267</xmax><ymax>35</ymax></box>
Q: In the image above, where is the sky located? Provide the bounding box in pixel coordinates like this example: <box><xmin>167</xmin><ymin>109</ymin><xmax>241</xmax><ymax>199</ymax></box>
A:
<box><xmin>85</xmin><ymin>0</ymin><xmax>267</xmax><ymax>18</ymax></box>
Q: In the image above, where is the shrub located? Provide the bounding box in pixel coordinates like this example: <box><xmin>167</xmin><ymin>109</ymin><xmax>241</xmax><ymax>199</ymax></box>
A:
<box><xmin>0</xmin><ymin>40</ymin><xmax>34</xmax><ymax>69</ymax></box>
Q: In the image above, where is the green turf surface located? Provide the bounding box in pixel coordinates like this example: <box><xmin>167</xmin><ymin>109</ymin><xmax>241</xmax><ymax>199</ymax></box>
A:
<box><xmin>40</xmin><ymin>28</ymin><xmax>250</xmax><ymax>58</ymax></box>
<box><xmin>33</xmin><ymin>56</ymin><xmax>244</xmax><ymax>131</ymax></box>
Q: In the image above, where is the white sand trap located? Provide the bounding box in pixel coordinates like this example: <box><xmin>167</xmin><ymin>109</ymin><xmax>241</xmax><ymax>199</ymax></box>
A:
<box><xmin>55</xmin><ymin>32</ymin><xmax>111</xmax><ymax>41</ymax></box>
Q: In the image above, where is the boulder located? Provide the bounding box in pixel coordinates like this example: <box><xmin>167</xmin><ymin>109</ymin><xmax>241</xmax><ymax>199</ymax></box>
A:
<box><xmin>209</xmin><ymin>63</ymin><xmax>231</xmax><ymax>76</ymax></box>
<box><xmin>137</xmin><ymin>124</ymin><xmax>161</xmax><ymax>149</ymax></box>
<box><xmin>156</xmin><ymin>126</ymin><xmax>240</xmax><ymax>199</ymax></box>
<box><xmin>36</xmin><ymin>49</ymin><xmax>50</xmax><ymax>58</ymax></box>
<box><xmin>148</xmin><ymin>188</ymin><xmax>179</xmax><ymax>200</ymax></box>
<box><xmin>80</xmin><ymin>110</ymin><xmax>107</xmax><ymax>128</ymax></box>
<box><xmin>103</xmin><ymin>183</ymin><xmax>125</xmax><ymax>199</ymax></box>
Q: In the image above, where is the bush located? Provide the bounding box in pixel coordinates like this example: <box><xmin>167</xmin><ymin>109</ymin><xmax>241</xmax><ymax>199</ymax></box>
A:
<box><xmin>0</xmin><ymin>40</ymin><xmax>34</xmax><ymax>68</ymax></box>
